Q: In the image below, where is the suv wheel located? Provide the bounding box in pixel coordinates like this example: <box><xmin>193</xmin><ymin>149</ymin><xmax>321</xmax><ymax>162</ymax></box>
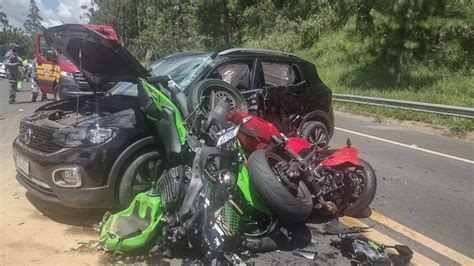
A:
<box><xmin>117</xmin><ymin>150</ymin><xmax>163</xmax><ymax>208</ymax></box>
<box><xmin>300</xmin><ymin>121</ymin><xmax>329</xmax><ymax>149</ymax></box>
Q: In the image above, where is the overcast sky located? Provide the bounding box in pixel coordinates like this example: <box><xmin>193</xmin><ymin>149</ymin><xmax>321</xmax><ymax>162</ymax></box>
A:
<box><xmin>1</xmin><ymin>0</ymin><xmax>95</xmax><ymax>29</ymax></box>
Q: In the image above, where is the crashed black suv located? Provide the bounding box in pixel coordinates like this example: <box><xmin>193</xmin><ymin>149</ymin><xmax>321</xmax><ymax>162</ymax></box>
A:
<box><xmin>13</xmin><ymin>33</ymin><xmax>333</xmax><ymax>209</ymax></box>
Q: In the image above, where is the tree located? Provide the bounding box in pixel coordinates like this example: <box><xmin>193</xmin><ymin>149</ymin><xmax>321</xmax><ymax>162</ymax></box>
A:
<box><xmin>23</xmin><ymin>0</ymin><xmax>45</xmax><ymax>37</ymax></box>
<box><xmin>0</xmin><ymin>6</ymin><xmax>9</xmax><ymax>30</ymax></box>
<box><xmin>195</xmin><ymin>0</ymin><xmax>252</xmax><ymax>50</ymax></box>
<box><xmin>352</xmin><ymin>0</ymin><xmax>459</xmax><ymax>88</ymax></box>
<box><xmin>133</xmin><ymin>0</ymin><xmax>200</xmax><ymax>60</ymax></box>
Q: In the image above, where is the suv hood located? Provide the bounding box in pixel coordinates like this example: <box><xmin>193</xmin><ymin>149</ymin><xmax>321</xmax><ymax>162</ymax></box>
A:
<box><xmin>44</xmin><ymin>24</ymin><xmax>149</xmax><ymax>88</ymax></box>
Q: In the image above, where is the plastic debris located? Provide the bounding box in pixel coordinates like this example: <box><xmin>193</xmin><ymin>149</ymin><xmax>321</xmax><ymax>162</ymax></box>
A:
<box><xmin>292</xmin><ymin>249</ymin><xmax>318</xmax><ymax>260</ymax></box>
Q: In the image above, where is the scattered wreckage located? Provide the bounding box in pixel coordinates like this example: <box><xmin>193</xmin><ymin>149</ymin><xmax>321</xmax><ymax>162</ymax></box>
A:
<box><xmin>34</xmin><ymin>24</ymin><xmax>409</xmax><ymax>265</ymax></box>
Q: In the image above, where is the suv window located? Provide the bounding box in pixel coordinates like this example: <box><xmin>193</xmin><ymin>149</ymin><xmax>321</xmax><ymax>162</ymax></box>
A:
<box><xmin>210</xmin><ymin>62</ymin><xmax>253</xmax><ymax>91</ymax></box>
<box><xmin>109</xmin><ymin>82</ymin><xmax>137</xmax><ymax>96</ymax></box>
<box><xmin>262</xmin><ymin>61</ymin><xmax>301</xmax><ymax>86</ymax></box>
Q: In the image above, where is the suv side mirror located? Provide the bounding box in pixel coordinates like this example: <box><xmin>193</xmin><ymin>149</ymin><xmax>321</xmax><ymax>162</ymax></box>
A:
<box><xmin>45</xmin><ymin>50</ymin><xmax>57</xmax><ymax>62</ymax></box>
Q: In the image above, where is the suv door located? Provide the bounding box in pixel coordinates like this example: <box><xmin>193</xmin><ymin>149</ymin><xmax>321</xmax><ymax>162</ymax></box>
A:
<box><xmin>258</xmin><ymin>59</ymin><xmax>309</xmax><ymax>130</ymax></box>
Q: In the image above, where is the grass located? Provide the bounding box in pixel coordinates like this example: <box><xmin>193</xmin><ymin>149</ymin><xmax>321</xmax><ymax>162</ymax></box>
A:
<box><xmin>295</xmin><ymin>31</ymin><xmax>474</xmax><ymax>137</ymax></box>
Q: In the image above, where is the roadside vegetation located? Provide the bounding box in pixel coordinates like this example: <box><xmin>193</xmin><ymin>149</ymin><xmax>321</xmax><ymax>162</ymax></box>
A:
<box><xmin>2</xmin><ymin>0</ymin><xmax>472</xmax><ymax>136</ymax></box>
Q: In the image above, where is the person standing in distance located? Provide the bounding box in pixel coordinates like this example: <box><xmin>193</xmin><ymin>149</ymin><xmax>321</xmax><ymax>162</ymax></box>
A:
<box><xmin>4</xmin><ymin>43</ymin><xmax>21</xmax><ymax>104</ymax></box>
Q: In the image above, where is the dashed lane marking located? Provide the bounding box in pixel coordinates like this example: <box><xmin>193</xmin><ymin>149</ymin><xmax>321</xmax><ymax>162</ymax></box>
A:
<box><xmin>335</xmin><ymin>127</ymin><xmax>474</xmax><ymax>164</ymax></box>
<box><xmin>339</xmin><ymin>216</ymin><xmax>439</xmax><ymax>265</ymax></box>
<box><xmin>369</xmin><ymin>211</ymin><xmax>474</xmax><ymax>265</ymax></box>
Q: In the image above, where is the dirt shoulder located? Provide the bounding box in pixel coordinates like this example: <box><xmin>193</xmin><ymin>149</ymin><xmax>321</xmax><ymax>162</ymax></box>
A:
<box><xmin>0</xmin><ymin>146</ymin><xmax>104</xmax><ymax>265</ymax></box>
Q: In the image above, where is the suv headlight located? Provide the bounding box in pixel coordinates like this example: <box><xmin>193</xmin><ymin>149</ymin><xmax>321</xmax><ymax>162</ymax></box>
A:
<box><xmin>53</xmin><ymin>127</ymin><xmax>118</xmax><ymax>147</ymax></box>
<box><xmin>60</xmin><ymin>71</ymin><xmax>73</xmax><ymax>78</ymax></box>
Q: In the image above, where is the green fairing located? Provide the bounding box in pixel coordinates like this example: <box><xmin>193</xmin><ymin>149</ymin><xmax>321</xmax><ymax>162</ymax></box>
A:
<box><xmin>237</xmin><ymin>165</ymin><xmax>271</xmax><ymax>214</ymax></box>
<box><xmin>139</xmin><ymin>78</ymin><xmax>187</xmax><ymax>144</ymax></box>
<box><xmin>99</xmin><ymin>193</ymin><xmax>163</xmax><ymax>252</ymax></box>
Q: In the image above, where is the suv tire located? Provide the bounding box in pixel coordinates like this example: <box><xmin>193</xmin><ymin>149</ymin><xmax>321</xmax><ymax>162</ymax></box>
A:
<box><xmin>300</xmin><ymin>121</ymin><xmax>329</xmax><ymax>149</ymax></box>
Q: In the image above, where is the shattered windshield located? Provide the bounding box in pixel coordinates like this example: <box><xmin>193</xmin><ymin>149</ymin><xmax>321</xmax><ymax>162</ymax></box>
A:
<box><xmin>149</xmin><ymin>53</ymin><xmax>212</xmax><ymax>90</ymax></box>
<box><xmin>109</xmin><ymin>82</ymin><xmax>137</xmax><ymax>96</ymax></box>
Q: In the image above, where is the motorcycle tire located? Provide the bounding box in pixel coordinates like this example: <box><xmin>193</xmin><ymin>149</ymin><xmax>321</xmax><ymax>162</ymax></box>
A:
<box><xmin>344</xmin><ymin>158</ymin><xmax>377</xmax><ymax>216</ymax></box>
<box><xmin>248</xmin><ymin>150</ymin><xmax>313</xmax><ymax>224</ymax></box>
<box><xmin>188</xmin><ymin>78</ymin><xmax>248</xmax><ymax>115</ymax></box>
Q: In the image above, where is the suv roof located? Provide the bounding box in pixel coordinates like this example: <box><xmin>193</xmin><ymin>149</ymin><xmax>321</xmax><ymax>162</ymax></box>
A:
<box><xmin>217</xmin><ymin>48</ymin><xmax>297</xmax><ymax>58</ymax></box>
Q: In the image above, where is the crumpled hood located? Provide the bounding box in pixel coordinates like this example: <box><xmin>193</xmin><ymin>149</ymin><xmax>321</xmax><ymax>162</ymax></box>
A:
<box><xmin>44</xmin><ymin>24</ymin><xmax>149</xmax><ymax>88</ymax></box>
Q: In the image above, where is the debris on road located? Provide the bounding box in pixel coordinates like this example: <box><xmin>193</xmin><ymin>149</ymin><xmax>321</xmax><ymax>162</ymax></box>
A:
<box><xmin>292</xmin><ymin>249</ymin><xmax>318</xmax><ymax>260</ymax></box>
<box><xmin>331</xmin><ymin>234</ymin><xmax>414</xmax><ymax>265</ymax></box>
<box><xmin>323</xmin><ymin>219</ymin><xmax>372</xmax><ymax>235</ymax></box>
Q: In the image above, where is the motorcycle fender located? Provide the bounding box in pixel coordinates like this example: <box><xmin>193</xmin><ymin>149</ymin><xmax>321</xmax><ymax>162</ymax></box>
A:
<box><xmin>236</xmin><ymin>165</ymin><xmax>271</xmax><ymax>214</ymax></box>
<box><xmin>158</xmin><ymin>106</ymin><xmax>182</xmax><ymax>159</ymax></box>
<box><xmin>320</xmin><ymin>146</ymin><xmax>363</xmax><ymax>167</ymax></box>
<box><xmin>179</xmin><ymin>147</ymin><xmax>222</xmax><ymax>218</ymax></box>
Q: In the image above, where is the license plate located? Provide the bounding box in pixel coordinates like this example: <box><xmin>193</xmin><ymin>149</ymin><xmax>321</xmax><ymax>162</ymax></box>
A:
<box><xmin>216</xmin><ymin>125</ymin><xmax>240</xmax><ymax>147</ymax></box>
<box><xmin>16</xmin><ymin>154</ymin><xmax>29</xmax><ymax>175</ymax></box>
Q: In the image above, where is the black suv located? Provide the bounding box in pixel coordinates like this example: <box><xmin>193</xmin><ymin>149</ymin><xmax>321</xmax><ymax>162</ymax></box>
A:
<box><xmin>13</xmin><ymin>43</ymin><xmax>333</xmax><ymax>209</ymax></box>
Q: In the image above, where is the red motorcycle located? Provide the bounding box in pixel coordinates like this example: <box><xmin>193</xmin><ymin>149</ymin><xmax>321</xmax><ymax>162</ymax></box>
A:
<box><xmin>228</xmin><ymin>111</ymin><xmax>376</xmax><ymax>224</ymax></box>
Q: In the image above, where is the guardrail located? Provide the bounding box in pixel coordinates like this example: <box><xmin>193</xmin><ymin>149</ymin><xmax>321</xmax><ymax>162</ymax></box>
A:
<box><xmin>333</xmin><ymin>94</ymin><xmax>474</xmax><ymax>119</ymax></box>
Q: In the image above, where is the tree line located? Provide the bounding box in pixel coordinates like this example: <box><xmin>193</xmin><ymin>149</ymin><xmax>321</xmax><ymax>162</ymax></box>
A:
<box><xmin>1</xmin><ymin>0</ymin><xmax>45</xmax><ymax>59</ymax></box>
<box><xmin>88</xmin><ymin>0</ymin><xmax>472</xmax><ymax>88</ymax></box>
<box><xmin>2</xmin><ymin>0</ymin><xmax>472</xmax><ymax>88</ymax></box>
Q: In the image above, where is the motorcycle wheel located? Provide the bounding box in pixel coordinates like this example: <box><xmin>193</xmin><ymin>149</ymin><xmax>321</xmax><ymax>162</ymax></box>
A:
<box><xmin>343</xmin><ymin>158</ymin><xmax>377</xmax><ymax>216</ymax></box>
<box><xmin>248</xmin><ymin>150</ymin><xmax>313</xmax><ymax>224</ymax></box>
<box><xmin>188</xmin><ymin>78</ymin><xmax>248</xmax><ymax>115</ymax></box>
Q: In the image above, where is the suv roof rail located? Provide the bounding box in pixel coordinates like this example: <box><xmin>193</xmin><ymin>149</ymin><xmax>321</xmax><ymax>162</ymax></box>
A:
<box><xmin>218</xmin><ymin>48</ymin><xmax>297</xmax><ymax>58</ymax></box>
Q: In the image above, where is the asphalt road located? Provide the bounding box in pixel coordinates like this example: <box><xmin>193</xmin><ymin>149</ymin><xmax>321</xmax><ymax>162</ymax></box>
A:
<box><xmin>0</xmin><ymin>79</ymin><xmax>473</xmax><ymax>265</ymax></box>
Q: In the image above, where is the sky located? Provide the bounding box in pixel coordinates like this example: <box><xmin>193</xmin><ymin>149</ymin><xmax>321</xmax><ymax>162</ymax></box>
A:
<box><xmin>1</xmin><ymin>0</ymin><xmax>96</xmax><ymax>29</ymax></box>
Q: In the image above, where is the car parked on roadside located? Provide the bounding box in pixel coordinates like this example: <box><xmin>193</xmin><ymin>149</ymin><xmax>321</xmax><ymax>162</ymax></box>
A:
<box><xmin>13</xmin><ymin>41</ymin><xmax>333</xmax><ymax>209</ymax></box>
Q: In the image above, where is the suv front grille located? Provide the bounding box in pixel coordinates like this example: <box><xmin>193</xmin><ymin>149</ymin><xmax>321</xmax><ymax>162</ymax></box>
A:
<box><xmin>19</xmin><ymin>122</ymin><xmax>63</xmax><ymax>153</ymax></box>
<box><xmin>73</xmin><ymin>72</ymin><xmax>91</xmax><ymax>89</ymax></box>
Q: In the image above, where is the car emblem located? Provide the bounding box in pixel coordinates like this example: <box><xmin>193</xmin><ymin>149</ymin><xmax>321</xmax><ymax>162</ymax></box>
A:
<box><xmin>24</xmin><ymin>128</ymin><xmax>33</xmax><ymax>145</ymax></box>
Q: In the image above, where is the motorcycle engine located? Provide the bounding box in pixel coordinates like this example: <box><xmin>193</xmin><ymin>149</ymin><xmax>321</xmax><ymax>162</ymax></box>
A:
<box><xmin>156</xmin><ymin>165</ymin><xmax>191</xmax><ymax>212</ymax></box>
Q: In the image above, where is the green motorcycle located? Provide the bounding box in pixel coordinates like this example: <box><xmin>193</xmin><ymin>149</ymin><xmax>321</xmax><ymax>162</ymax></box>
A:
<box><xmin>100</xmin><ymin>79</ymin><xmax>276</xmax><ymax>258</ymax></box>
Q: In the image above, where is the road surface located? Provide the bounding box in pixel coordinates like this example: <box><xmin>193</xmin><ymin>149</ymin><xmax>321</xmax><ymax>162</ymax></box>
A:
<box><xmin>0</xmin><ymin>80</ymin><xmax>472</xmax><ymax>265</ymax></box>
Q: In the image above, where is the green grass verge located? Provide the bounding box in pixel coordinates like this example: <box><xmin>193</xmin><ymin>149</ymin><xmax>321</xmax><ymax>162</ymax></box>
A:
<box><xmin>297</xmin><ymin>31</ymin><xmax>474</xmax><ymax>108</ymax></box>
<box><xmin>297</xmin><ymin>31</ymin><xmax>473</xmax><ymax>137</ymax></box>
<box><xmin>334</xmin><ymin>102</ymin><xmax>474</xmax><ymax>137</ymax></box>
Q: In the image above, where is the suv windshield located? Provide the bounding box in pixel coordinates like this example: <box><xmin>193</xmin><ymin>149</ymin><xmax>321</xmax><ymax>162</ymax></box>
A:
<box><xmin>149</xmin><ymin>53</ymin><xmax>212</xmax><ymax>90</ymax></box>
<box><xmin>109</xmin><ymin>82</ymin><xmax>137</xmax><ymax>96</ymax></box>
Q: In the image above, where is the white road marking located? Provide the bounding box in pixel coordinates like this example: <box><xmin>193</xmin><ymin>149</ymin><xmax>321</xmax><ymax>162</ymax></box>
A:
<box><xmin>335</xmin><ymin>127</ymin><xmax>474</xmax><ymax>164</ymax></box>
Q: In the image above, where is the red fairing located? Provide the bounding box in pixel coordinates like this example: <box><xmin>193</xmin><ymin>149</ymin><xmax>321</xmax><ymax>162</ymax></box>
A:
<box><xmin>227</xmin><ymin>111</ymin><xmax>281</xmax><ymax>153</ymax></box>
<box><xmin>286</xmin><ymin>137</ymin><xmax>312</xmax><ymax>154</ymax></box>
<box><xmin>320</xmin><ymin>147</ymin><xmax>363</xmax><ymax>167</ymax></box>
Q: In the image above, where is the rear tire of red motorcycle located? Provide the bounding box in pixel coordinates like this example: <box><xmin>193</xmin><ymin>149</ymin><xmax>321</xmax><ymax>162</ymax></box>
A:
<box><xmin>248</xmin><ymin>150</ymin><xmax>313</xmax><ymax>224</ymax></box>
<box><xmin>344</xmin><ymin>158</ymin><xmax>377</xmax><ymax>216</ymax></box>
